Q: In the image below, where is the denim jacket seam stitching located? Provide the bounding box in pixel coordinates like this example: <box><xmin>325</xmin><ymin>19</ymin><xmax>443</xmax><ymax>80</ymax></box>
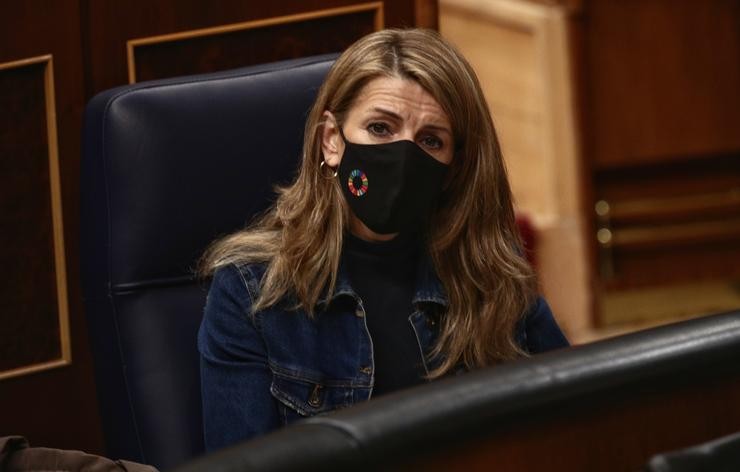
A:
<box><xmin>233</xmin><ymin>264</ymin><xmax>263</xmax><ymax>331</ymax></box>
<box><xmin>270</xmin><ymin>382</ymin><xmax>358</xmax><ymax>415</ymax></box>
<box><xmin>412</xmin><ymin>295</ymin><xmax>448</xmax><ymax>306</ymax></box>
<box><xmin>317</xmin><ymin>288</ymin><xmax>357</xmax><ymax>309</ymax></box>
<box><xmin>269</xmin><ymin>362</ymin><xmax>366</xmax><ymax>388</ymax></box>
<box><xmin>235</xmin><ymin>264</ymin><xmax>258</xmax><ymax>301</ymax></box>
<box><xmin>269</xmin><ymin>384</ymin><xmax>313</xmax><ymax>417</ymax></box>
<box><xmin>408</xmin><ymin>311</ymin><xmax>431</xmax><ymax>376</ymax></box>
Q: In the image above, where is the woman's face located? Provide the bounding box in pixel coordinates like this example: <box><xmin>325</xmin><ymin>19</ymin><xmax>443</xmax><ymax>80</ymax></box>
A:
<box><xmin>321</xmin><ymin>75</ymin><xmax>455</xmax><ymax>241</ymax></box>
<box><xmin>322</xmin><ymin>75</ymin><xmax>454</xmax><ymax>166</ymax></box>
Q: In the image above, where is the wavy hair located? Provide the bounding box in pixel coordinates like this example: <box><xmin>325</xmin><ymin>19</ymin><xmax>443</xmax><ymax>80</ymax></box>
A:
<box><xmin>201</xmin><ymin>28</ymin><xmax>536</xmax><ymax>377</ymax></box>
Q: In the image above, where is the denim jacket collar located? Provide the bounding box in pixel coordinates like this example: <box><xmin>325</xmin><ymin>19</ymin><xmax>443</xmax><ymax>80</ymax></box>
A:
<box><xmin>317</xmin><ymin>251</ymin><xmax>448</xmax><ymax>308</ymax></box>
<box><xmin>411</xmin><ymin>254</ymin><xmax>448</xmax><ymax>306</ymax></box>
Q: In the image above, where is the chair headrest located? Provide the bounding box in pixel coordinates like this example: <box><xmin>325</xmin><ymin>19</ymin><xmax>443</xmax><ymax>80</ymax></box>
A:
<box><xmin>82</xmin><ymin>54</ymin><xmax>338</xmax><ymax>295</ymax></box>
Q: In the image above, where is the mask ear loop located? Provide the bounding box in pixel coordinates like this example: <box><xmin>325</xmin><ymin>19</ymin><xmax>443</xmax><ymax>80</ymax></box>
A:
<box><xmin>338</xmin><ymin>126</ymin><xmax>348</xmax><ymax>143</ymax></box>
<box><xmin>320</xmin><ymin>161</ymin><xmax>338</xmax><ymax>178</ymax></box>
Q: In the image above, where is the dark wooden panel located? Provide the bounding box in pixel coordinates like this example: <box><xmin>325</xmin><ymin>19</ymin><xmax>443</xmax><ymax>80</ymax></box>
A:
<box><xmin>132</xmin><ymin>7</ymin><xmax>379</xmax><ymax>83</ymax></box>
<box><xmin>0</xmin><ymin>0</ymin><xmax>104</xmax><ymax>455</ymax></box>
<box><xmin>83</xmin><ymin>0</ymin><xmax>436</xmax><ymax>96</ymax></box>
<box><xmin>591</xmin><ymin>154</ymin><xmax>740</xmax><ymax>288</ymax></box>
<box><xmin>584</xmin><ymin>0</ymin><xmax>740</xmax><ymax>169</ymax></box>
<box><xmin>0</xmin><ymin>61</ymin><xmax>61</xmax><ymax>373</ymax></box>
<box><xmin>608</xmin><ymin>243</ymin><xmax>740</xmax><ymax>290</ymax></box>
<box><xmin>594</xmin><ymin>154</ymin><xmax>740</xmax><ymax>203</ymax></box>
<box><xmin>414</xmin><ymin>0</ymin><xmax>439</xmax><ymax>29</ymax></box>
<box><xmin>403</xmin><ymin>368</ymin><xmax>740</xmax><ymax>471</ymax></box>
<box><xmin>571</xmin><ymin>0</ymin><xmax>740</xmax><ymax>315</ymax></box>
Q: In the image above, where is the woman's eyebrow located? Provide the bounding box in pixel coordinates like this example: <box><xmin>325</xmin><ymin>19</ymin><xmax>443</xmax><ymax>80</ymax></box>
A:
<box><xmin>422</xmin><ymin>124</ymin><xmax>453</xmax><ymax>136</ymax></box>
<box><xmin>368</xmin><ymin>107</ymin><xmax>403</xmax><ymax>120</ymax></box>
<box><xmin>368</xmin><ymin>107</ymin><xmax>452</xmax><ymax>135</ymax></box>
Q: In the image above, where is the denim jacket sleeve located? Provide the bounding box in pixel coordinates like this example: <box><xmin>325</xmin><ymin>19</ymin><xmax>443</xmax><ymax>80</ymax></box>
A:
<box><xmin>198</xmin><ymin>264</ymin><xmax>280</xmax><ymax>451</ymax></box>
<box><xmin>522</xmin><ymin>296</ymin><xmax>570</xmax><ymax>353</ymax></box>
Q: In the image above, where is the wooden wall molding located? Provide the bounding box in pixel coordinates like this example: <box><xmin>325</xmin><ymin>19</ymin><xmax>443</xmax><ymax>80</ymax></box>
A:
<box><xmin>0</xmin><ymin>54</ymin><xmax>71</xmax><ymax>381</ymax></box>
<box><xmin>126</xmin><ymin>2</ymin><xmax>385</xmax><ymax>83</ymax></box>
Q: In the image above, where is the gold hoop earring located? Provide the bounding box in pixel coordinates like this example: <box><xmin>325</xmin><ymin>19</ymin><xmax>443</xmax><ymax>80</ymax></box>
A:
<box><xmin>320</xmin><ymin>160</ymin><xmax>338</xmax><ymax>178</ymax></box>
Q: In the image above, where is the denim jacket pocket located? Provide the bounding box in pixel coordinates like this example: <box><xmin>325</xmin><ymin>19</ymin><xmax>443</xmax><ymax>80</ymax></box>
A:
<box><xmin>269</xmin><ymin>372</ymin><xmax>355</xmax><ymax>424</ymax></box>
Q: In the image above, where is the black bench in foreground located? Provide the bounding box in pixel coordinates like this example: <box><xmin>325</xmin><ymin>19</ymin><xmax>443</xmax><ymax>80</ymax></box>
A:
<box><xmin>174</xmin><ymin>309</ymin><xmax>740</xmax><ymax>472</ymax></box>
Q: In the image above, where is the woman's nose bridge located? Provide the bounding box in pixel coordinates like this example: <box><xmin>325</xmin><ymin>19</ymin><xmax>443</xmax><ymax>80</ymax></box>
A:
<box><xmin>397</xmin><ymin>124</ymin><xmax>417</xmax><ymax>142</ymax></box>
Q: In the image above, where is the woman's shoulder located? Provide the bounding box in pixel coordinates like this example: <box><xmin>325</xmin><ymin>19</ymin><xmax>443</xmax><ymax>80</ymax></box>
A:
<box><xmin>211</xmin><ymin>261</ymin><xmax>268</xmax><ymax>299</ymax></box>
<box><xmin>519</xmin><ymin>296</ymin><xmax>570</xmax><ymax>353</ymax></box>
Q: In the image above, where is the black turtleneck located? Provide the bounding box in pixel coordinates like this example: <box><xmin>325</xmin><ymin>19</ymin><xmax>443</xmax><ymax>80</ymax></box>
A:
<box><xmin>343</xmin><ymin>232</ymin><xmax>427</xmax><ymax>396</ymax></box>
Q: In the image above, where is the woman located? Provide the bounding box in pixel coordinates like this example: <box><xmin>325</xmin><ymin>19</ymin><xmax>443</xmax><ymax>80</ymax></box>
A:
<box><xmin>198</xmin><ymin>28</ymin><xmax>569</xmax><ymax>451</ymax></box>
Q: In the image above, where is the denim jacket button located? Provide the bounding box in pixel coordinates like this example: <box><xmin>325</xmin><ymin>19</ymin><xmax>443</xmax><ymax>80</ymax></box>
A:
<box><xmin>308</xmin><ymin>384</ymin><xmax>323</xmax><ymax>408</ymax></box>
<box><xmin>359</xmin><ymin>366</ymin><xmax>372</xmax><ymax>375</ymax></box>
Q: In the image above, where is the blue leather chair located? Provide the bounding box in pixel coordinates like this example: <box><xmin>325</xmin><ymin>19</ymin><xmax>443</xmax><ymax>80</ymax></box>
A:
<box><xmin>80</xmin><ymin>54</ymin><xmax>337</xmax><ymax>470</ymax></box>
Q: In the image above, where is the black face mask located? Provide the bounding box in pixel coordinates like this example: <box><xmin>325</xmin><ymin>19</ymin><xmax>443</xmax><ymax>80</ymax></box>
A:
<box><xmin>337</xmin><ymin>132</ymin><xmax>449</xmax><ymax>235</ymax></box>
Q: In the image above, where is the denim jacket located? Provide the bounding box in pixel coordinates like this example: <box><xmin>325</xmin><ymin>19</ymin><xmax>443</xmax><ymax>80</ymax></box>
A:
<box><xmin>198</xmin><ymin>258</ymin><xmax>569</xmax><ymax>452</ymax></box>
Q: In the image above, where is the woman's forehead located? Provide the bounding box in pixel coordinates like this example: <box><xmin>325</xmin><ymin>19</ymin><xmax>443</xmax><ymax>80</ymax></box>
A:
<box><xmin>350</xmin><ymin>76</ymin><xmax>451</xmax><ymax>128</ymax></box>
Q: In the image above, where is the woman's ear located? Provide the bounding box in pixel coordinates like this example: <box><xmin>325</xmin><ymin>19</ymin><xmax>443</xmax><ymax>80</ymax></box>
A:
<box><xmin>321</xmin><ymin>110</ymin><xmax>343</xmax><ymax>168</ymax></box>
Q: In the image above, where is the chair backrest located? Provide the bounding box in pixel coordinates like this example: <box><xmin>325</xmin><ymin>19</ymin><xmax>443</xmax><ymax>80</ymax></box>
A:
<box><xmin>80</xmin><ymin>54</ymin><xmax>337</xmax><ymax>470</ymax></box>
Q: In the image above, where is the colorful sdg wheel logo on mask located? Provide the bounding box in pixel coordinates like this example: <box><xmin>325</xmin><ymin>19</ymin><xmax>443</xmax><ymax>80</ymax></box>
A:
<box><xmin>347</xmin><ymin>169</ymin><xmax>368</xmax><ymax>197</ymax></box>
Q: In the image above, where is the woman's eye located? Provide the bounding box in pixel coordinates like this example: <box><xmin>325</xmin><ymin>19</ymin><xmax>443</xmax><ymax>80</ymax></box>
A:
<box><xmin>421</xmin><ymin>135</ymin><xmax>443</xmax><ymax>150</ymax></box>
<box><xmin>367</xmin><ymin>122</ymin><xmax>390</xmax><ymax>136</ymax></box>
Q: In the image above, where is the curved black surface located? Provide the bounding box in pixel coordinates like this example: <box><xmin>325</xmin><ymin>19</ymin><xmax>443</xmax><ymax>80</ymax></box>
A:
<box><xmin>173</xmin><ymin>310</ymin><xmax>740</xmax><ymax>472</ymax></box>
<box><xmin>646</xmin><ymin>430</ymin><xmax>740</xmax><ymax>471</ymax></box>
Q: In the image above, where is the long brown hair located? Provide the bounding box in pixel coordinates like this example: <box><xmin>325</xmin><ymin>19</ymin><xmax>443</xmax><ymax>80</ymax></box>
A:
<box><xmin>201</xmin><ymin>28</ymin><xmax>536</xmax><ymax>377</ymax></box>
